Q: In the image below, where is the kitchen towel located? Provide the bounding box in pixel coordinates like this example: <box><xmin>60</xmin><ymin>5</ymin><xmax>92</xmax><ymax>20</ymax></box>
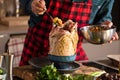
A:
<box><xmin>8</xmin><ymin>36</ymin><xmax>25</xmax><ymax>67</ymax></box>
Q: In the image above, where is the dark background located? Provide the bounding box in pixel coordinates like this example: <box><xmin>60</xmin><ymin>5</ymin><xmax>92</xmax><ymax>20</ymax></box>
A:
<box><xmin>112</xmin><ymin>0</ymin><xmax>120</xmax><ymax>31</ymax></box>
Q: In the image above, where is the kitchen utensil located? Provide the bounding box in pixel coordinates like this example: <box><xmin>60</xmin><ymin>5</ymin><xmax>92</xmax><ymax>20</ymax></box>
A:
<box><xmin>29</xmin><ymin>57</ymin><xmax>80</xmax><ymax>73</ymax></box>
<box><xmin>80</xmin><ymin>25</ymin><xmax>116</xmax><ymax>44</ymax></box>
<box><xmin>0</xmin><ymin>55</ymin><xmax>4</xmax><ymax>67</ymax></box>
<box><xmin>48</xmin><ymin>54</ymin><xmax>76</xmax><ymax>62</ymax></box>
<box><xmin>4</xmin><ymin>53</ymin><xmax>14</xmax><ymax>80</ymax></box>
<box><xmin>4</xmin><ymin>53</ymin><xmax>14</xmax><ymax>75</ymax></box>
<box><xmin>53</xmin><ymin>61</ymin><xmax>80</xmax><ymax>73</ymax></box>
<box><xmin>107</xmin><ymin>55</ymin><xmax>120</xmax><ymax>67</ymax></box>
<box><xmin>45</xmin><ymin>11</ymin><xmax>53</xmax><ymax>20</ymax></box>
<box><xmin>83</xmin><ymin>61</ymin><xmax>118</xmax><ymax>73</ymax></box>
<box><xmin>28</xmin><ymin>57</ymin><xmax>52</xmax><ymax>70</ymax></box>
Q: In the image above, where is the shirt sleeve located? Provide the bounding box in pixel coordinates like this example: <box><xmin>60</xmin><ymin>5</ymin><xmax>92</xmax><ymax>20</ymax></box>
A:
<box><xmin>89</xmin><ymin>0</ymin><xmax>114</xmax><ymax>24</ymax></box>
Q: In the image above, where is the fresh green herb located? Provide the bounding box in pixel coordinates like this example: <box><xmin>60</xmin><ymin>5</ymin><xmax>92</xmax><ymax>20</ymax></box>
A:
<box><xmin>35</xmin><ymin>64</ymin><xmax>94</xmax><ymax>80</ymax></box>
<box><xmin>35</xmin><ymin>63</ymin><xmax>74</xmax><ymax>80</ymax></box>
<box><xmin>0</xmin><ymin>68</ymin><xmax>4</xmax><ymax>75</ymax></box>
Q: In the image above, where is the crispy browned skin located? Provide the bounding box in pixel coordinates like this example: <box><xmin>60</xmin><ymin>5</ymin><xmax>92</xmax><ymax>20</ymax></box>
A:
<box><xmin>49</xmin><ymin>19</ymin><xmax>78</xmax><ymax>56</ymax></box>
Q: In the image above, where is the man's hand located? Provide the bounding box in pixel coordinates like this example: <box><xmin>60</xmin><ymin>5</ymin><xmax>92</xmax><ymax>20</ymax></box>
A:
<box><xmin>31</xmin><ymin>0</ymin><xmax>46</xmax><ymax>15</ymax></box>
<box><xmin>101</xmin><ymin>21</ymin><xmax>119</xmax><ymax>43</ymax></box>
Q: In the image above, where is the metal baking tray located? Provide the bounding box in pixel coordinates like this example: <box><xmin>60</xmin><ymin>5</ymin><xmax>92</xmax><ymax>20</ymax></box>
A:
<box><xmin>81</xmin><ymin>61</ymin><xmax>118</xmax><ymax>73</ymax></box>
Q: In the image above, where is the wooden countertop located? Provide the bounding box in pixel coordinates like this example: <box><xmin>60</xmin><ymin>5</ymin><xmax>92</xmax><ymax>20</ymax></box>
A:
<box><xmin>13</xmin><ymin>65</ymin><xmax>36</xmax><ymax>80</ymax></box>
<box><xmin>13</xmin><ymin>62</ymin><xmax>106</xmax><ymax>80</ymax></box>
<box><xmin>13</xmin><ymin>65</ymin><xmax>102</xmax><ymax>80</ymax></box>
<box><xmin>0</xmin><ymin>24</ymin><xmax>28</xmax><ymax>35</ymax></box>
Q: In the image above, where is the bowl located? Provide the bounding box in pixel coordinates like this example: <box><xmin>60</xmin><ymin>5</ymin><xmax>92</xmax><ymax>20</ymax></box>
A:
<box><xmin>53</xmin><ymin>61</ymin><xmax>80</xmax><ymax>73</ymax></box>
<box><xmin>80</xmin><ymin>25</ymin><xmax>116</xmax><ymax>44</ymax></box>
<box><xmin>0</xmin><ymin>67</ymin><xmax>7</xmax><ymax>80</ymax></box>
<box><xmin>28</xmin><ymin>57</ymin><xmax>52</xmax><ymax>70</ymax></box>
<box><xmin>48</xmin><ymin>54</ymin><xmax>76</xmax><ymax>62</ymax></box>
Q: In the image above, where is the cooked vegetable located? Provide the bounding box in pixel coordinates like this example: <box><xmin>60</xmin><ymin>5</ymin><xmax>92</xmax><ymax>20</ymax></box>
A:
<box><xmin>89</xmin><ymin>26</ymin><xmax>110</xmax><ymax>31</ymax></box>
<box><xmin>53</xmin><ymin>17</ymin><xmax>63</xmax><ymax>26</ymax></box>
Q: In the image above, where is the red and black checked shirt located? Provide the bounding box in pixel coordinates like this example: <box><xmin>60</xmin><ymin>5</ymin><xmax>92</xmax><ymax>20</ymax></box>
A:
<box><xmin>19</xmin><ymin>0</ymin><xmax>92</xmax><ymax>66</ymax></box>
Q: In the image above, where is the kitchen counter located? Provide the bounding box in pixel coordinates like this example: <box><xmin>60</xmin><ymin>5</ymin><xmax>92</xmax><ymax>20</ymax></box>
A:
<box><xmin>13</xmin><ymin>59</ymin><xmax>119</xmax><ymax>80</ymax></box>
<box><xmin>0</xmin><ymin>24</ymin><xmax>28</xmax><ymax>35</ymax></box>
<box><xmin>13</xmin><ymin>64</ymin><xmax>103</xmax><ymax>80</ymax></box>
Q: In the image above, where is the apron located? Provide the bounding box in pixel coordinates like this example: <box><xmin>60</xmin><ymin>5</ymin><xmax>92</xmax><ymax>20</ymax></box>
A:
<box><xmin>20</xmin><ymin>0</ymin><xmax>92</xmax><ymax>66</ymax></box>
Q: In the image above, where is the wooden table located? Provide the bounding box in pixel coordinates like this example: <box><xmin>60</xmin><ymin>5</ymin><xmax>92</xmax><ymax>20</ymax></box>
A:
<box><xmin>13</xmin><ymin>65</ymin><xmax>36</xmax><ymax>80</ymax></box>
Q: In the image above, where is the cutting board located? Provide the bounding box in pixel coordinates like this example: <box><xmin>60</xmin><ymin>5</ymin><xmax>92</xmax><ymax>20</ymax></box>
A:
<box><xmin>0</xmin><ymin>16</ymin><xmax>29</xmax><ymax>27</ymax></box>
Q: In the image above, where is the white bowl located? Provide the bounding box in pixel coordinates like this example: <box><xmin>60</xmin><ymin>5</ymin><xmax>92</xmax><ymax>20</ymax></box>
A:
<box><xmin>0</xmin><ymin>67</ymin><xmax>7</xmax><ymax>80</ymax></box>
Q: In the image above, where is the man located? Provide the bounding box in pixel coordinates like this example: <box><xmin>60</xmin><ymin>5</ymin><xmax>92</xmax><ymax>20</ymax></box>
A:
<box><xmin>19</xmin><ymin>0</ymin><xmax>119</xmax><ymax>66</ymax></box>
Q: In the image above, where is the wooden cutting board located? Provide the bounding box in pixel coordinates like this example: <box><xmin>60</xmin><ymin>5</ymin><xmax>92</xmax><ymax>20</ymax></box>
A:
<box><xmin>0</xmin><ymin>16</ymin><xmax>29</xmax><ymax>27</ymax></box>
<box><xmin>13</xmin><ymin>65</ymin><xmax>105</xmax><ymax>80</ymax></box>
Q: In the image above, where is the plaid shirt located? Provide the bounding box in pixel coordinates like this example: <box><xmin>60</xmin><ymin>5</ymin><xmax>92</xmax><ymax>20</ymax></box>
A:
<box><xmin>20</xmin><ymin>0</ymin><xmax>114</xmax><ymax>27</ymax></box>
<box><xmin>20</xmin><ymin>0</ymin><xmax>92</xmax><ymax>66</ymax></box>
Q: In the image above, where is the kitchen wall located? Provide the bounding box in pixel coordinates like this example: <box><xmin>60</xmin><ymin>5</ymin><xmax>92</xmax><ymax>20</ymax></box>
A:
<box><xmin>83</xmin><ymin>40</ymin><xmax>120</xmax><ymax>61</ymax></box>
